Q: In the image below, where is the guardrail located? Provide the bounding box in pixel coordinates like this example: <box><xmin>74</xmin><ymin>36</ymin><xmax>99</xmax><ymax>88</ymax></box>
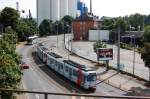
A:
<box><xmin>0</xmin><ymin>88</ymin><xmax>150</xmax><ymax>99</ymax></box>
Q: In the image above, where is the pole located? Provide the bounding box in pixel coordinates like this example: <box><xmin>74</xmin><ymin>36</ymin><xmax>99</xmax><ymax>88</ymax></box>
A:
<box><xmin>57</xmin><ymin>24</ymin><xmax>58</xmax><ymax>48</ymax></box>
<box><xmin>133</xmin><ymin>36</ymin><xmax>135</xmax><ymax>75</ymax></box>
<box><xmin>149</xmin><ymin>68</ymin><xmax>150</xmax><ymax>82</ymax></box>
<box><xmin>68</xmin><ymin>25</ymin><xmax>70</xmax><ymax>60</ymax></box>
<box><xmin>117</xmin><ymin>27</ymin><xmax>120</xmax><ymax>71</ymax></box>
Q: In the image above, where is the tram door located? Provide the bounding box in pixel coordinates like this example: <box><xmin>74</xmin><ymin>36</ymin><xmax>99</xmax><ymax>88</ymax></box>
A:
<box><xmin>69</xmin><ymin>68</ymin><xmax>72</xmax><ymax>80</ymax></box>
<box><xmin>77</xmin><ymin>69</ymin><xmax>82</xmax><ymax>86</ymax></box>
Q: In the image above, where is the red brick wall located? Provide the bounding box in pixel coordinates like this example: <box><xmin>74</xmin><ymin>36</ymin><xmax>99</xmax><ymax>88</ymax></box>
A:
<box><xmin>73</xmin><ymin>21</ymin><xmax>96</xmax><ymax>40</ymax></box>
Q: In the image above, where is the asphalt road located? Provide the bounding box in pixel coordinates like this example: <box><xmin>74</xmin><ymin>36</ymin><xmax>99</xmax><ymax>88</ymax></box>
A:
<box><xmin>16</xmin><ymin>38</ymin><xmax>70</xmax><ymax>99</ymax></box>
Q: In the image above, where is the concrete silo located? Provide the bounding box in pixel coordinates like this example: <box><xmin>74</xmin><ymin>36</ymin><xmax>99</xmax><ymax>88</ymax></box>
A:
<box><xmin>68</xmin><ymin>0</ymin><xmax>78</xmax><ymax>18</ymax></box>
<box><xmin>37</xmin><ymin>0</ymin><xmax>51</xmax><ymax>26</ymax></box>
<box><xmin>60</xmin><ymin>0</ymin><xmax>68</xmax><ymax>19</ymax></box>
<box><xmin>51</xmin><ymin>0</ymin><xmax>60</xmax><ymax>22</ymax></box>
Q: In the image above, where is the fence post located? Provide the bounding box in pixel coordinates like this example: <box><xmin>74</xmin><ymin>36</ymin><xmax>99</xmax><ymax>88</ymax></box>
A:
<box><xmin>44</xmin><ymin>93</ymin><xmax>48</xmax><ymax>99</ymax></box>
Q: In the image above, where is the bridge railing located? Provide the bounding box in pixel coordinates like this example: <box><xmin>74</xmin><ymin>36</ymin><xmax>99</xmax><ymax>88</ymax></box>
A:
<box><xmin>0</xmin><ymin>88</ymin><xmax>150</xmax><ymax>99</ymax></box>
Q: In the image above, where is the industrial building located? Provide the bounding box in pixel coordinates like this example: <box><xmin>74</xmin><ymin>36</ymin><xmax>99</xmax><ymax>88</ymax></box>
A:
<box><xmin>37</xmin><ymin>0</ymin><xmax>87</xmax><ymax>25</ymax></box>
<box><xmin>73</xmin><ymin>13</ymin><xmax>101</xmax><ymax>40</ymax></box>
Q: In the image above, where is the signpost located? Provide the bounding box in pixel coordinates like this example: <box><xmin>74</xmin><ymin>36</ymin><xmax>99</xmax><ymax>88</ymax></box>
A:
<box><xmin>96</xmin><ymin>48</ymin><xmax>113</xmax><ymax>70</ymax></box>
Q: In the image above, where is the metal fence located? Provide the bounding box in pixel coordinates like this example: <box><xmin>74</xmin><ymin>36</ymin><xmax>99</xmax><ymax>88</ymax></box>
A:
<box><xmin>0</xmin><ymin>88</ymin><xmax>150</xmax><ymax>99</ymax></box>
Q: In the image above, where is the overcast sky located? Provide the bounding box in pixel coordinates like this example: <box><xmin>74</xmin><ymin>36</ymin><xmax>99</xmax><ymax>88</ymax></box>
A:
<box><xmin>0</xmin><ymin>0</ymin><xmax>150</xmax><ymax>18</ymax></box>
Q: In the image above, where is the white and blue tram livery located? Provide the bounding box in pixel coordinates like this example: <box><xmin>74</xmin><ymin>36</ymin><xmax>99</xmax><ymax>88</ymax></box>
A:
<box><xmin>37</xmin><ymin>45</ymin><xmax>97</xmax><ymax>90</ymax></box>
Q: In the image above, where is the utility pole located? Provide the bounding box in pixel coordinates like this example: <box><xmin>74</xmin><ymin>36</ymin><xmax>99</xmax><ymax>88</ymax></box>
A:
<box><xmin>133</xmin><ymin>35</ymin><xmax>135</xmax><ymax>75</ymax></box>
<box><xmin>56</xmin><ymin>23</ymin><xmax>58</xmax><ymax>48</ymax></box>
<box><xmin>117</xmin><ymin>27</ymin><xmax>120</xmax><ymax>71</ymax></box>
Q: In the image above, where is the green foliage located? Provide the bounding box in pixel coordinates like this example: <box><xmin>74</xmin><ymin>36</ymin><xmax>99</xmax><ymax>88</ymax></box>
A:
<box><xmin>129</xmin><ymin>13</ymin><xmax>144</xmax><ymax>30</ymax></box>
<box><xmin>0</xmin><ymin>7</ymin><xmax>19</xmax><ymax>30</ymax></box>
<box><xmin>15</xmin><ymin>18</ymin><xmax>37</xmax><ymax>41</ymax></box>
<box><xmin>93</xmin><ymin>40</ymin><xmax>107</xmax><ymax>52</ymax></box>
<box><xmin>15</xmin><ymin>20</ymin><xmax>30</xmax><ymax>41</ymax></box>
<box><xmin>142</xmin><ymin>25</ymin><xmax>150</xmax><ymax>43</ymax></box>
<box><xmin>0</xmin><ymin>28</ymin><xmax>22</xmax><ymax>89</ymax></box>
<box><xmin>120</xmin><ymin>42</ymin><xmax>132</xmax><ymax>50</ymax></box>
<box><xmin>62</xmin><ymin>15</ymin><xmax>74</xmax><ymax>25</ymax></box>
<box><xmin>101</xmin><ymin>18</ymin><xmax>115</xmax><ymax>30</ymax></box>
<box><xmin>114</xmin><ymin>17</ymin><xmax>127</xmax><ymax>33</ymax></box>
<box><xmin>141</xmin><ymin>43</ymin><xmax>150</xmax><ymax>69</ymax></box>
<box><xmin>39</xmin><ymin>19</ymin><xmax>52</xmax><ymax>36</ymax></box>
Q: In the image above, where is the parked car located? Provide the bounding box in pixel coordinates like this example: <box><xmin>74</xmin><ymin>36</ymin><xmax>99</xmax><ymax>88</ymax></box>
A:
<box><xmin>20</xmin><ymin>61</ymin><xmax>29</xmax><ymax>69</ymax></box>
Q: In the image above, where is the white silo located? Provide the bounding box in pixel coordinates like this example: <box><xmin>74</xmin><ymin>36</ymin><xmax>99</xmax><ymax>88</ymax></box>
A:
<box><xmin>37</xmin><ymin>0</ymin><xmax>51</xmax><ymax>26</ymax></box>
<box><xmin>51</xmin><ymin>0</ymin><xmax>60</xmax><ymax>22</ymax></box>
<box><xmin>68</xmin><ymin>0</ymin><xmax>78</xmax><ymax>18</ymax></box>
<box><xmin>60</xmin><ymin>0</ymin><xmax>68</xmax><ymax>19</ymax></box>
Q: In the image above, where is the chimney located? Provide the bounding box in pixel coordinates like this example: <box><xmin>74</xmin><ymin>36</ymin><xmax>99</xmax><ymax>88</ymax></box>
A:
<box><xmin>90</xmin><ymin>0</ymin><xmax>92</xmax><ymax>14</ymax></box>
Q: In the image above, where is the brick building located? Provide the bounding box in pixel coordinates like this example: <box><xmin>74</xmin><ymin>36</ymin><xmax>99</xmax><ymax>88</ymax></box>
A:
<box><xmin>73</xmin><ymin>13</ymin><xmax>101</xmax><ymax>40</ymax></box>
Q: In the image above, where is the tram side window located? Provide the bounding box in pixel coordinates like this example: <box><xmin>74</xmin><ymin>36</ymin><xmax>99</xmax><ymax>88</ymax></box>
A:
<box><xmin>73</xmin><ymin>70</ymin><xmax>77</xmax><ymax>77</ymax></box>
<box><xmin>61</xmin><ymin>64</ymin><xmax>63</xmax><ymax>70</ymax></box>
<box><xmin>65</xmin><ymin>66</ymin><xmax>68</xmax><ymax>72</ymax></box>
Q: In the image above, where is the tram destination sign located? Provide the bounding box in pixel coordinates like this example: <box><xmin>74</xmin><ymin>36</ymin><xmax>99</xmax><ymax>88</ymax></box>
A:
<box><xmin>96</xmin><ymin>48</ymin><xmax>113</xmax><ymax>61</ymax></box>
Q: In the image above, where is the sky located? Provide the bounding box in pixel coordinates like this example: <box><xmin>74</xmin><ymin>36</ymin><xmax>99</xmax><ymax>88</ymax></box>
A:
<box><xmin>0</xmin><ymin>0</ymin><xmax>150</xmax><ymax>18</ymax></box>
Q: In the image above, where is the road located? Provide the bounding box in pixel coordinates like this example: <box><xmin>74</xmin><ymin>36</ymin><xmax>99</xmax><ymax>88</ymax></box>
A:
<box><xmin>16</xmin><ymin>38</ymin><xmax>70</xmax><ymax>99</ymax></box>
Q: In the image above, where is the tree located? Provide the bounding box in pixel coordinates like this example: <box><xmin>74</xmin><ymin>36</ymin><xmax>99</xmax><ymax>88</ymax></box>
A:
<box><xmin>39</xmin><ymin>19</ymin><xmax>52</xmax><ymax>36</ymax></box>
<box><xmin>93</xmin><ymin>40</ymin><xmax>107</xmax><ymax>52</ymax></box>
<box><xmin>0</xmin><ymin>7</ymin><xmax>19</xmax><ymax>30</ymax></box>
<box><xmin>15</xmin><ymin>19</ymin><xmax>30</xmax><ymax>41</ymax></box>
<box><xmin>129</xmin><ymin>13</ymin><xmax>144</xmax><ymax>30</ymax></box>
<box><xmin>142</xmin><ymin>25</ymin><xmax>150</xmax><ymax>43</ymax></box>
<box><xmin>114</xmin><ymin>17</ymin><xmax>127</xmax><ymax>34</ymax></box>
<box><xmin>62</xmin><ymin>15</ymin><xmax>74</xmax><ymax>25</ymax></box>
<box><xmin>0</xmin><ymin>27</ymin><xmax>22</xmax><ymax>99</ymax></box>
<box><xmin>141</xmin><ymin>43</ymin><xmax>150</xmax><ymax>82</ymax></box>
<box><xmin>100</xmin><ymin>18</ymin><xmax>115</xmax><ymax>30</ymax></box>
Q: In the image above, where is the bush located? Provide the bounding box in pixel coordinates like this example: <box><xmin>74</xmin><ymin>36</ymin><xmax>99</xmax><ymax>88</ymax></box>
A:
<box><xmin>93</xmin><ymin>40</ymin><xmax>107</xmax><ymax>52</ymax></box>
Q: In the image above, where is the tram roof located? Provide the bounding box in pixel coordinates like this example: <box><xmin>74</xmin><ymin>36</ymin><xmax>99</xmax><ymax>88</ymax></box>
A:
<box><xmin>47</xmin><ymin>52</ymin><xmax>62</xmax><ymax>58</ymax></box>
<box><xmin>63</xmin><ymin>60</ymin><xmax>93</xmax><ymax>71</ymax></box>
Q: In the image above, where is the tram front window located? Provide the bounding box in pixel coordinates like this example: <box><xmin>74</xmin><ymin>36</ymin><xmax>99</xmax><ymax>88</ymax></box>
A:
<box><xmin>86</xmin><ymin>73</ymin><xmax>96</xmax><ymax>81</ymax></box>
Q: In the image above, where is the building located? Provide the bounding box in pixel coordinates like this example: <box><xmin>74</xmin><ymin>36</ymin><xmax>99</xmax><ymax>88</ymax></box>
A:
<box><xmin>37</xmin><ymin>0</ymin><xmax>79</xmax><ymax>25</ymax></box>
<box><xmin>77</xmin><ymin>1</ymin><xmax>88</xmax><ymax>15</ymax></box>
<box><xmin>73</xmin><ymin>13</ymin><xmax>100</xmax><ymax>40</ymax></box>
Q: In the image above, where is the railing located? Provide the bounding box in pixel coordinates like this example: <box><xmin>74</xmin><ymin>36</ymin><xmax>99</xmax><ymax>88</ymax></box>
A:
<box><xmin>0</xmin><ymin>88</ymin><xmax>150</xmax><ymax>99</ymax></box>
